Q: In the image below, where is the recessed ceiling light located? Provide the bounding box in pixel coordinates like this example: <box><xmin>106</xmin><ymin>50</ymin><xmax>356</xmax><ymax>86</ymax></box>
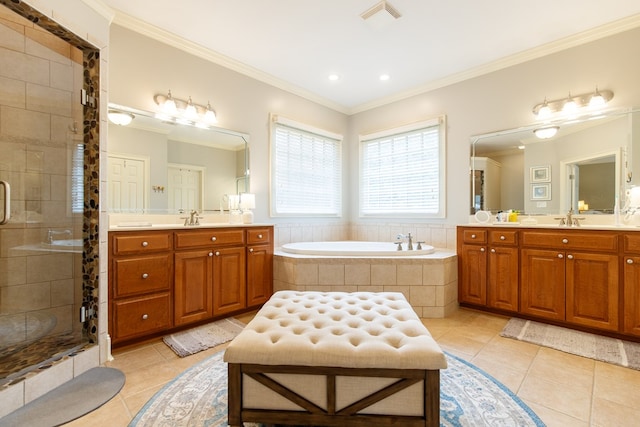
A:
<box><xmin>328</xmin><ymin>74</ymin><xmax>340</xmax><ymax>81</ymax></box>
<box><xmin>379</xmin><ymin>74</ymin><xmax>390</xmax><ymax>81</ymax></box>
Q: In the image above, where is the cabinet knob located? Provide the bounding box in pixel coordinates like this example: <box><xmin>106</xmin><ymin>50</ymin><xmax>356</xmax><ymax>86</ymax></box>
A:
<box><xmin>567</xmin><ymin>254</ymin><xmax>574</xmax><ymax>260</ymax></box>
<box><xmin>480</xmin><ymin>247</ymin><xmax>485</xmax><ymax>252</ymax></box>
<box><xmin>558</xmin><ymin>253</ymin><xmax>564</xmax><ymax>258</ymax></box>
<box><xmin>249</xmin><ymin>248</ymin><xmax>254</xmax><ymax>253</ymax></box>
<box><xmin>142</xmin><ymin>273</ymin><xmax>149</xmax><ymax>279</ymax></box>
<box><xmin>208</xmin><ymin>252</ymin><xmax>213</xmax><ymax>257</ymax></box>
<box><xmin>211</xmin><ymin>236</ymin><xmax>217</xmax><ymax>242</ymax></box>
<box><xmin>562</xmin><ymin>238</ymin><xmax>569</xmax><ymax>244</ymax></box>
<box><xmin>500</xmin><ymin>235</ymin><xmax>506</xmax><ymax>240</ymax></box>
<box><xmin>258</xmin><ymin>234</ymin><xmax>263</xmax><ymax>239</ymax></box>
<box><xmin>141</xmin><ymin>241</ymin><xmax>148</xmax><ymax>247</ymax></box>
<box><xmin>215</xmin><ymin>251</ymin><xmax>220</xmax><ymax>256</ymax></box>
<box><xmin>490</xmin><ymin>248</ymin><xmax>496</xmax><ymax>253</ymax></box>
<box><xmin>141</xmin><ymin>314</ymin><xmax>148</xmax><ymax>320</ymax></box>
<box><xmin>627</xmin><ymin>258</ymin><xmax>634</xmax><ymax>264</ymax></box>
<box><xmin>471</xmin><ymin>234</ymin><xmax>476</xmax><ymax>239</ymax></box>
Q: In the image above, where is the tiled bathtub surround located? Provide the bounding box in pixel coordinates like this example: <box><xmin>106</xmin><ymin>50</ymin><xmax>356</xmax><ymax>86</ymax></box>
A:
<box><xmin>274</xmin><ymin>250</ymin><xmax>458</xmax><ymax>318</ymax></box>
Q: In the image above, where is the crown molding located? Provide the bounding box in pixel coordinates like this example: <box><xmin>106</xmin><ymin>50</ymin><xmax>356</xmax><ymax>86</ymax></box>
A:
<box><xmin>110</xmin><ymin>9</ymin><xmax>640</xmax><ymax>116</ymax></box>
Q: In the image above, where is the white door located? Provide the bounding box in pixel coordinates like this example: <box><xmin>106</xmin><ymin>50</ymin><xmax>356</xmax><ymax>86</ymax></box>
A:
<box><xmin>168</xmin><ymin>164</ymin><xmax>204</xmax><ymax>212</ymax></box>
<box><xmin>108</xmin><ymin>155</ymin><xmax>146</xmax><ymax>212</ymax></box>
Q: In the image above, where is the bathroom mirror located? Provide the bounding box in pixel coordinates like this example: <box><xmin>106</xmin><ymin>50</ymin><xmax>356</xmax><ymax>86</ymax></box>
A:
<box><xmin>107</xmin><ymin>103</ymin><xmax>249</xmax><ymax>214</ymax></box>
<box><xmin>470</xmin><ymin>107</ymin><xmax>640</xmax><ymax>215</ymax></box>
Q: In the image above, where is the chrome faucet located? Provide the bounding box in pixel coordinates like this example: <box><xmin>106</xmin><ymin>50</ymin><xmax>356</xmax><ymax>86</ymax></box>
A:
<box><xmin>555</xmin><ymin>208</ymin><xmax>585</xmax><ymax>227</ymax></box>
<box><xmin>182</xmin><ymin>210</ymin><xmax>201</xmax><ymax>226</ymax></box>
<box><xmin>396</xmin><ymin>232</ymin><xmax>414</xmax><ymax>250</ymax></box>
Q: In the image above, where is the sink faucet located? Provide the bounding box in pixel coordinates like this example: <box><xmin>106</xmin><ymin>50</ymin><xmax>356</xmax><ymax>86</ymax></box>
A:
<box><xmin>396</xmin><ymin>232</ymin><xmax>414</xmax><ymax>250</ymax></box>
<box><xmin>555</xmin><ymin>208</ymin><xmax>585</xmax><ymax>227</ymax></box>
<box><xmin>182</xmin><ymin>210</ymin><xmax>201</xmax><ymax>226</ymax></box>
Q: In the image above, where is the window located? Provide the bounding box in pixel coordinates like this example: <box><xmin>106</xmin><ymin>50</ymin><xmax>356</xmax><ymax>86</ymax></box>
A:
<box><xmin>360</xmin><ymin>117</ymin><xmax>446</xmax><ymax>218</ymax></box>
<box><xmin>271</xmin><ymin>115</ymin><xmax>342</xmax><ymax>216</ymax></box>
<box><xmin>71</xmin><ymin>143</ymin><xmax>84</xmax><ymax>214</ymax></box>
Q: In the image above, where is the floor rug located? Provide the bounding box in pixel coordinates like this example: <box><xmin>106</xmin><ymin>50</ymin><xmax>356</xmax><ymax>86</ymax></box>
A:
<box><xmin>501</xmin><ymin>317</ymin><xmax>640</xmax><ymax>371</ymax></box>
<box><xmin>0</xmin><ymin>367</ymin><xmax>125</xmax><ymax>427</ymax></box>
<box><xmin>163</xmin><ymin>317</ymin><xmax>246</xmax><ymax>357</ymax></box>
<box><xmin>129</xmin><ymin>351</ymin><xmax>545</xmax><ymax>427</ymax></box>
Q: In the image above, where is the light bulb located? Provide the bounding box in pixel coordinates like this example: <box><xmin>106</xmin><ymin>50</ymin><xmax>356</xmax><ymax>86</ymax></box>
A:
<box><xmin>537</xmin><ymin>98</ymin><xmax>551</xmax><ymax>120</ymax></box>
<box><xmin>204</xmin><ymin>102</ymin><xmax>217</xmax><ymax>124</ymax></box>
<box><xmin>562</xmin><ymin>93</ymin><xmax>577</xmax><ymax>115</ymax></box>
<box><xmin>184</xmin><ymin>96</ymin><xmax>198</xmax><ymax>120</ymax></box>
<box><xmin>589</xmin><ymin>88</ymin><xmax>606</xmax><ymax>109</ymax></box>
<box><xmin>163</xmin><ymin>90</ymin><xmax>177</xmax><ymax>115</ymax></box>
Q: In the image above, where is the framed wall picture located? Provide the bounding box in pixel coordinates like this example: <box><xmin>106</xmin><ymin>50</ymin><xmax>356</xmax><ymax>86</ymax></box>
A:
<box><xmin>530</xmin><ymin>165</ymin><xmax>551</xmax><ymax>182</ymax></box>
<box><xmin>531</xmin><ymin>183</ymin><xmax>551</xmax><ymax>200</ymax></box>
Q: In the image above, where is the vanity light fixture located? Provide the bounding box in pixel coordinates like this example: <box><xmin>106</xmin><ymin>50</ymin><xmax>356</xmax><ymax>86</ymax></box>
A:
<box><xmin>153</xmin><ymin>90</ymin><xmax>218</xmax><ymax>127</ymax></box>
<box><xmin>107</xmin><ymin>109</ymin><xmax>134</xmax><ymax>126</ymax></box>
<box><xmin>533</xmin><ymin>126</ymin><xmax>559</xmax><ymax>139</ymax></box>
<box><xmin>532</xmin><ymin>88</ymin><xmax>613</xmax><ymax>120</ymax></box>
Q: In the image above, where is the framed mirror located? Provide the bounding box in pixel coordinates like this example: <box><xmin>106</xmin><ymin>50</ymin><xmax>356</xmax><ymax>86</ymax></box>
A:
<box><xmin>107</xmin><ymin>103</ymin><xmax>249</xmax><ymax>214</ymax></box>
<box><xmin>470</xmin><ymin>107</ymin><xmax>640</xmax><ymax>216</ymax></box>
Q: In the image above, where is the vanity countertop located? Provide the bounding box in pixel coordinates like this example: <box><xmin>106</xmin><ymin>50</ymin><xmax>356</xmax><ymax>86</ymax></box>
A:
<box><xmin>464</xmin><ymin>222</ymin><xmax>640</xmax><ymax>231</ymax></box>
<box><xmin>109</xmin><ymin>222</ymin><xmax>274</xmax><ymax>231</ymax></box>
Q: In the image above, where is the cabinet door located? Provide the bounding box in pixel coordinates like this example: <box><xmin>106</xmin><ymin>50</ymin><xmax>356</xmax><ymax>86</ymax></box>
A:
<box><xmin>174</xmin><ymin>249</ymin><xmax>213</xmax><ymax>325</ymax></box>
<box><xmin>459</xmin><ymin>244</ymin><xmax>487</xmax><ymax>305</ymax></box>
<box><xmin>624</xmin><ymin>256</ymin><xmax>640</xmax><ymax>336</ymax></box>
<box><xmin>488</xmin><ymin>246</ymin><xmax>519</xmax><ymax>312</ymax></box>
<box><xmin>247</xmin><ymin>244</ymin><xmax>273</xmax><ymax>307</ymax></box>
<box><xmin>566</xmin><ymin>252</ymin><xmax>619</xmax><ymax>331</ymax></box>
<box><xmin>521</xmin><ymin>248</ymin><xmax>565</xmax><ymax>321</ymax></box>
<box><xmin>212</xmin><ymin>246</ymin><xmax>246</xmax><ymax>315</ymax></box>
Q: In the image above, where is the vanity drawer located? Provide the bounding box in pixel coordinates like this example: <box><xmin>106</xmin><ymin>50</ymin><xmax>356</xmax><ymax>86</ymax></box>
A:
<box><xmin>175</xmin><ymin>228</ymin><xmax>245</xmax><ymax>249</ymax></box>
<box><xmin>111</xmin><ymin>292</ymin><xmax>172</xmax><ymax>341</ymax></box>
<box><xmin>112</xmin><ymin>254</ymin><xmax>172</xmax><ymax>298</ymax></box>
<box><xmin>247</xmin><ymin>228</ymin><xmax>272</xmax><ymax>244</ymax></box>
<box><xmin>462</xmin><ymin>228</ymin><xmax>487</xmax><ymax>244</ymax></box>
<box><xmin>111</xmin><ymin>231</ymin><xmax>172</xmax><ymax>255</ymax></box>
<box><xmin>489</xmin><ymin>230</ymin><xmax>518</xmax><ymax>245</ymax></box>
<box><xmin>521</xmin><ymin>230</ymin><xmax>618</xmax><ymax>252</ymax></box>
<box><xmin>624</xmin><ymin>233</ymin><xmax>640</xmax><ymax>253</ymax></box>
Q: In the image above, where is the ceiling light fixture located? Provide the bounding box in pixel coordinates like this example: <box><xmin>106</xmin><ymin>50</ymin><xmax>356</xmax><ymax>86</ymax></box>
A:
<box><xmin>361</xmin><ymin>1</ymin><xmax>401</xmax><ymax>29</ymax></box>
<box><xmin>532</xmin><ymin>88</ymin><xmax>613</xmax><ymax>120</ymax></box>
<box><xmin>328</xmin><ymin>74</ymin><xmax>340</xmax><ymax>81</ymax></box>
<box><xmin>379</xmin><ymin>74</ymin><xmax>390</xmax><ymax>81</ymax></box>
<box><xmin>153</xmin><ymin>91</ymin><xmax>218</xmax><ymax>127</ymax></box>
<box><xmin>533</xmin><ymin>126</ymin><xmax>559</xmax><ymax>139</ymax></box>
<box><xmin>107</xmin><ymin>109</ymin><xmax>134</xmax><ymax>126</ymax></box>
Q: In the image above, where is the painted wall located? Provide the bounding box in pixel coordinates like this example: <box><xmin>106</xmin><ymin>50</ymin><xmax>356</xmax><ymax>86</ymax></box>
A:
<box><xmin>109</xmin><ymin>22</ymin><xmax>640</xmax><ymax>248</ymax></box>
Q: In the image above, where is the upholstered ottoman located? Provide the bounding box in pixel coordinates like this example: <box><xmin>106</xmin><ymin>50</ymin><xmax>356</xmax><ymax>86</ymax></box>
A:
<box><xmin>224</xmin><ymin>290</ymin><xmax>447</xmax><ymax>427</ymax></box>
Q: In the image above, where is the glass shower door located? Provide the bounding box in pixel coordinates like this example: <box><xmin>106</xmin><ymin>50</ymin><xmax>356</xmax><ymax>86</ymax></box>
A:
<box><xmin>0</xmin><ymin>13</ymin><xmax>88</xmax><ymax>383</ymax></box>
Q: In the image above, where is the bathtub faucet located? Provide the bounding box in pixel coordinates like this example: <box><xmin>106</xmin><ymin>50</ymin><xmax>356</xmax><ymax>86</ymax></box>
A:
<box><xmin>396</xmin><ymin>233</ymin><xmax>414</xmax><ymax>250</ymax></box>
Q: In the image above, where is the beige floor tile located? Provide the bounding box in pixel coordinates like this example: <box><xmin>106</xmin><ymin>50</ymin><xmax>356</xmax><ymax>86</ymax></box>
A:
<box><xmin>524</xmin><ymin>400</ymin><xmax>588</xmax><ymax>427</ymax></box>
<box><xmin>518</xmin><ymin>375</ymin><xmax>592</xmax><ymax>421</ymax></box>
<box><xmin>64</xmin><ymin>394</ymin><xmax>131</xmax><ymax>427</ymax></box>
<box><xmin>472</xmin><ymin>336</ymin><xmax>539</xmax><ymax>373</ymax></box>
<box><xmin>527</xmin><ymin>352</ymin><xmax>594</xmax><ymax>389</ymax></box>
<box><xmin>593</xmin><ymin>365</ymin><xmax>640</xmax><ymax>408</ymax></box>
<box><xmin>591</xmin><ymin>396</ymin><xmax>640</xmax><ymax>427</ymax></box>
<box><xmin>470</xmin><ymin>356</ymin><xmax>526</xmax><ymax>393</ymax></box>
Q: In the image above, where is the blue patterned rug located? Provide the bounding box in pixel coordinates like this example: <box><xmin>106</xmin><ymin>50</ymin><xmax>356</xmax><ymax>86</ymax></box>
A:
<box><xmin>129</xmin><ymin>351</ymin><xmax>545</xmax><ymax>426</ymax></box>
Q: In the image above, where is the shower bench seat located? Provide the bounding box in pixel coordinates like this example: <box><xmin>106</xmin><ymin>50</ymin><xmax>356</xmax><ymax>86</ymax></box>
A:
<box><xmin>224</xmin><ymin>290</ymin><xmax>447</xmax><ymax>427</ymax></box>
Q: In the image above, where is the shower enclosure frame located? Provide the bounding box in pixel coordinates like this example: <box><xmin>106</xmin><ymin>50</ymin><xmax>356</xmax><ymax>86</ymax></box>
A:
<box><xmin>0</xmin><ymin>0</ymin><xmax>101</xmax><ymax>383</ymax></box>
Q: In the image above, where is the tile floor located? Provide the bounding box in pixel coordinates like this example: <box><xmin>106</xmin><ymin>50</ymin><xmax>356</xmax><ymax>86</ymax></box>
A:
<box><xmin>64</xmin><ymin>308</ymin><xmax>640</xmax><ymax>426</ymax></box>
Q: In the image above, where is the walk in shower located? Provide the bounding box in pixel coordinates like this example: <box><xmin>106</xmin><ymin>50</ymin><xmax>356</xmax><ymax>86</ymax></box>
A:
<box><xmin>0</xmin><ymin>1</ymin><xmax>101</xmax><ymax>385</ymax></box>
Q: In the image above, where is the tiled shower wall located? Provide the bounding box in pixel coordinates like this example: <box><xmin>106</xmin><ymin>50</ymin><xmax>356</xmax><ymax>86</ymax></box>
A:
<box><xmin>0</xmin><ymin>7</ymin><xmax>85</xmax><ymax>347</ymax></box>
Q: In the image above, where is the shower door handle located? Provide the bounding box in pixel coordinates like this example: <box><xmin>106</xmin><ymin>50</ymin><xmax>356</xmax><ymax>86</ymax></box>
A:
<box><xmin>0</xmin><ymin>181</ymin><xmax>9</xmax><ymax>225</ymax></box>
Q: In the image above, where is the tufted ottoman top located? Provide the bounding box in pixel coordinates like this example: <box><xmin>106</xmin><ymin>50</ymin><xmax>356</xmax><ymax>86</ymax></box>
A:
<box><xmin>224</xmin><ymin>291</ymin><xmax>447</xmax><ymax>370</ymax></box>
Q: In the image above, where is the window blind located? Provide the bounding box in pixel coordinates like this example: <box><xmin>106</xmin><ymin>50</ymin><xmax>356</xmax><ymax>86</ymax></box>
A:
<box><xmin>360</xmin><ymin>120</ymin><xmax>444</xmax><ymax>217</ymax></box>
<box><xmin>271</xmin><ymin>119</ymin><xmax>342</xmax><ymax>216</ymax></box>
<box><xmin>71</xmin><ymin>143</ymin><xmax>84</xmax><ymax>213</ymax></box>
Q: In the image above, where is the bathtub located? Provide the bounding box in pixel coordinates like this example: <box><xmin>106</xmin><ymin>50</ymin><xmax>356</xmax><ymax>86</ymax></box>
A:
<box><xmin>274</xmin><ymin>241</ymin><xmax>458</xmax><ymax>318</ymax></box>
<box><xmin>281</xmin><ymin>240</ymin><xmax>435</xmax><ymax>256</ymax></box>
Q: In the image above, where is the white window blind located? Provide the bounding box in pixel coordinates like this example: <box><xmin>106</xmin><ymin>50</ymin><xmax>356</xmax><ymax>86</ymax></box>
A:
<box><xmin>271</xmin><ymin>116</ymin><xmax>342</xmax><ymax>216</ymax></box>
<box><xmin>360</xmin><ymin>118</ymin><xmax>445</xmax><ymax>217</ymax></box>
<box><xmin>71</xmin><ymin>143</ymin><xmax>84</xmax><ymax>213</ymax></box>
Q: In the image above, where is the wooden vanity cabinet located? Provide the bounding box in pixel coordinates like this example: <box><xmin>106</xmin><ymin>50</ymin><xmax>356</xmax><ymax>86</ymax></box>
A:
<box><xmin>246</xmin><ymin>228</ymin><xmax>273</xmax><ymax>307</ymax></box>
<box><xmin>521</xmin><ymin>230</ymin><xmax>619</xmax><ymax>331</ymax></box>
<box><xmin>109</xmin><ymin>231</ymin><xmax>174</xmax><ymax>343</ymax></box>
<box><xmin>623</xmin><ymin>234</ymin><xmax>640</xmax><ymax>336</ymax></box>
<box><xmin>458</xmin><ymin>226</ymin><xmax>623</xmax><ymax>337</ymax></box>
<box><xmin>109</xmin><ymin>225</ymin><xmax>274</xmax><ymax>345</ymax></box>
<box><xmin>457</xmin><ymin>228</ymin><xmax>518</xmax><ymax>312</ymax></box>
<box><xmin>174</xmin><ymin>228</ymin><xmax>246</xmax><ymax>324</ymax></box>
